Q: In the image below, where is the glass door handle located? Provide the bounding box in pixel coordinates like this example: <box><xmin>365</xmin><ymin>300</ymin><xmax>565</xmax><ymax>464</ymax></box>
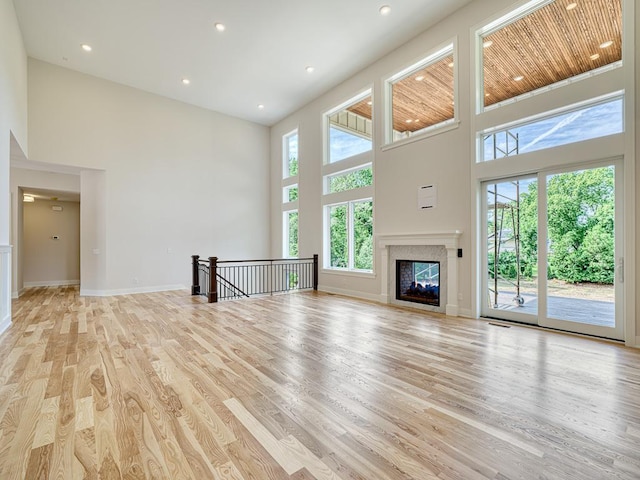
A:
<box><xmin>617</xmin><ymin>257</ymin><xmax>624</xmax><ymax>283</ymax></box>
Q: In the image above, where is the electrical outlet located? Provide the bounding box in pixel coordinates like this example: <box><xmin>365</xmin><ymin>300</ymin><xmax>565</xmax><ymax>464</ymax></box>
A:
<box><xmin>458</xmin><ymin>292</ymin><xmax>463</xmax><ymax>301</ymax></box>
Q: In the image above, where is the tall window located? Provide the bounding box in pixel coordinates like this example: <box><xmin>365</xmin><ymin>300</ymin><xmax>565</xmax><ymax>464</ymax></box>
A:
<box><xmin>479</xmin><ymin>0</ymin><xmax>622</xmax><ymax>110</ymax></box>
<box><xmin>323</xmin><ymin>91</ymin><xmax>374</xmax><ymax>272</ymax></box>
<box><xmin>480</xmin><ymin>95</ymin><xmax>624</xmax><ymax>162</ymax></box>
<box><xmin>328</xmin><ymin>201</ymin><xmax>373</xmax><ymax>270</ymax></box>
<box><xmin>327</xmin><ymin>92</ymin><xmax>372</xmax><ymax>164</ymax></box>
<box><xmin>284</xmin><ymin>210</ymin><xmax>299</xmax><ymax>258</ymax></box>
<box><xmin>385</xmin><ymin>43</ymin><xmax>456</xmax><ymax>144</ymax></box>
<box><xmin>282</xmin><ymin>129</ymin><xmax>299</xmax><ymax>257</ymax></box>
<box><xmin>284</xmin><ymin>130</ymin><xmax>298</xmax><ymax>177</ymax></box>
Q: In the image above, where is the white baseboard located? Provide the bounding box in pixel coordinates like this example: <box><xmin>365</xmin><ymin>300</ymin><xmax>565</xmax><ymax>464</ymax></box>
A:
<box><xmin>12</xmin><ymin>287</ymin><xmax>25</xmax><ymax>299</ymax></box>
<box><xmin>80</xmin><ymin>284</ymin><xmax>186</xmax><ymax>297</ymax></box>
<box><xmin>318</xmin><ymin>285</ymin><xmax>470</xmax><ymax>318</ymax></box>
<box><xmin>634</xmin><ymin>337</ymin><xmax>640</xmax><ymax>348</ymax></box>
<box><xmin>0</xmin><ymin>314</ymin><xmax>11</xmax><ymax>334</ymax></box>
<box><xmin>318</xmin><ymin>285</ymin><xmax>383</xmax><ymax>304</ymax></box>
<box><xmin>24</xmin><ymin>280</ymin><xmax>80</xmax><ymax>287</ymax></box>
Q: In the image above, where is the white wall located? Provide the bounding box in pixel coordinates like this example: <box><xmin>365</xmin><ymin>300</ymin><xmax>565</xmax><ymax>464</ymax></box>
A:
<box><xmin>28</xmin><ymin>59</ymin><xmax>271</xmax><ymax>294</ymax></box>
<box><xmin>80</xmin><ymin>170</ymin><xmax>107</xmax><ymax>295</ymax></box>
<box><xmin>271</xmin><ymin>0</ymin><xmax>500</xmax><ymax>309</ymax></box>
<box><xmin>0</xmin><ymin>0</ymin><xmax>28</xmax><ymax>244</ymax></box>
<box><xmin>270</xmin><ymin>0</ymin><xmax>638</xmax><ymax>344</ymax></box>
<box><xmin>635</xmin><ymin>1</ymin><xmax>640</xmax><ymax>346</ymax></box>
<box><xmin>23</xmin><ymin>199</ymin><xmax>80</xmax><ymax>286</ymax></box>
<box><xmin>0</xmin><ymin>0</ymin><xmax>28</xmax><ymax>332</ymax></box>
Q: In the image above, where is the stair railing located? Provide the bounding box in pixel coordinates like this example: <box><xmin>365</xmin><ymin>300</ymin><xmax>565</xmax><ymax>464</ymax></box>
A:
<box><xmin>192</xmin><ymin>254</ymin><xmax>318</xmax><ymax>303</ymax></box>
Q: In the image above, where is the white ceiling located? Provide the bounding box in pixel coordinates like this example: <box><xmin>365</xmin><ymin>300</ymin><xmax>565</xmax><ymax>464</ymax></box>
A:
<box><xmin>13</xmin><ymin>0</ymin><xmax>472</xmax><ymax>126</ymax></box>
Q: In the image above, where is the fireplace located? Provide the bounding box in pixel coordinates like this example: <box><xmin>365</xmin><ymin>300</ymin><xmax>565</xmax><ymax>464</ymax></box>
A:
<box><xmin>396</xmin><ymin>260</ymin><xmax>440</xmax><ymax>306</ymax></box>
<box><xmin>378</xmin><ymin>232</ymin><xmax>461</xmax><ymax>316</ymax></box>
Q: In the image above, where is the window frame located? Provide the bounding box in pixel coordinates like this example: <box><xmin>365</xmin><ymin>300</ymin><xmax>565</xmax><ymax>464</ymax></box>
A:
<box><xmin>475</xmin><ymin>0</ymin><xmax>623</xmax><ymax>114</ymax></box>
<box><xmin>283</xmin><ymin>129</ymin><xmax>299</xmax><ymax>179</ymax></box>
<box><xmin>324</xmin><ymin>164</ymin><xmax>373</xmax><ymax>195</ymax></box>
<box><xmin>323</xmin><ymin>89</ymin><xmax>373</xmax><ymax>165</ymax></box>
<box><xmin>477</xmin><ymin>91</ymin><xmax>625</xmax><ymax>163</ymax></box>
<box><xmin>283</xmin><ymin>184</ymin><xmax>299</xmax><ymax>203</ymax></box>
<box><xmin>282</xmin><ymin>128</ymin><xmax>299</xmax><ymax>258</ymax></box>
<box><xmin>322</xmin><ymin>89</ymin><xmax>375</xmax><ymax>274</ymax></box>
<box><xmin>383</xmin><ymin>40</ymin><xmax>458</xmax><ymax>148</ymax></box>
<box><xmin>324</xmin><ymin>198</ymin><xmax>374</xmax><ymax>272</ymax></box>
<box><xmin>283</xmin><ymin>209</ymin><xmax>299</xmax><ymax>259</ymax></box>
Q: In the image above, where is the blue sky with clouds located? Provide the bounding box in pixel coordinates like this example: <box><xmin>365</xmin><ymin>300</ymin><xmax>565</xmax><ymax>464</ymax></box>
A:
<box><xmin>327</xmin><ymin>98</ymin><xmax>622</xmax><ymax>165</ymax></box>
<box><xmin>329</xmin><ymin>127</ymin><xmax>372</xmax><ymax>162</ymax></box>
<box><xmin>484</xmin><ymin>98</ymin><xmax>623</xmax><ymax>161</ymax></box>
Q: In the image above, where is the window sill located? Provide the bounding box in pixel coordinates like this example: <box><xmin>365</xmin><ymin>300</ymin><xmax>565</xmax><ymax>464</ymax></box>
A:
<box><xmin>321</xmin><ymin>268</ymin><xmax>376</xmax><ymax>279</ymax></box>
<box><xmin>381</xmin><ymin>120</ymin><xmax>460</xmax><ymax>152</ymax></box>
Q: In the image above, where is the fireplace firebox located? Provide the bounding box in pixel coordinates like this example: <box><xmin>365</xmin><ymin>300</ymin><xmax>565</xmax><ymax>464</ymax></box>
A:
<box><xmin>396</xmin><ymin>260</ymin><xmax>440</xmax><ymax>306</ymax></box>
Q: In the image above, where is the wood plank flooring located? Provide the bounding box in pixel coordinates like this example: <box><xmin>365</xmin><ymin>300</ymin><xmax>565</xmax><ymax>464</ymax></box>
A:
<box><xmin>2</xmin><ymin>286</ymin><xmax>640</xmax><ymax>479</ymax></box>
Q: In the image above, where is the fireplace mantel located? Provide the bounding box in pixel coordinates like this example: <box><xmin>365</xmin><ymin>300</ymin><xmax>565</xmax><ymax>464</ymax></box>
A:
<box><xmin>378</xmin><ymin>231</ymin><xmax>461</xmax><ymax>316</ymax></box>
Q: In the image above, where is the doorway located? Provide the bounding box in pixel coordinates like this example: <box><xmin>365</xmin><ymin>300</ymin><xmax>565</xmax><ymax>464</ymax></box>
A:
<box><xmin>482</xmin><ymin>161</ymin><xmax>623</xmax><ymax>340</ymax></box>
<box><xmin>21</xmin><ymin>188</ymin><xmax>80</xmax><ymax>289</ymax></box>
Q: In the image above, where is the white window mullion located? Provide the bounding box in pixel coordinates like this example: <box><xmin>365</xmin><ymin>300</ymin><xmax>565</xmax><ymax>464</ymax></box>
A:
<box><xmin>348</xmin><ymin>202</ymin><xmax>355</xmax><ymax>270</ymax></box>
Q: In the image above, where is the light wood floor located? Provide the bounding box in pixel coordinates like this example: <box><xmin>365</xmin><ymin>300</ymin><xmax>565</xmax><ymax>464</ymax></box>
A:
<box><xmin>2</xmin><ymin>287</ymin><xmax>640</xmax><ymax>479</ymax></box>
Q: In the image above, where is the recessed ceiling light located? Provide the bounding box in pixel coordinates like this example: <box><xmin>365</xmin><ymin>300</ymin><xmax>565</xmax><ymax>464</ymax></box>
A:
<box><xmin>367</xmin><ymin>101</ymin><xmax>372</xmax><ymax>105</ymax></box>
<box><xmin>214</xmin><ymin>23</ymin><xmax>225</xmax><ymax>32</ymax></box>
<box><xmin>181</xmin><ymin>78</ymin><xmax>190</xmax><ymax>85</ymax></box>
<box><xmin>513</xmin><ymin>75</ymin><xmax>524</xmax><ymax>81</ymax></box>
<box><xmin>379</xmin><ymin>5</ymin><xmax>391</xmax><ymax>16</ymax></box>
<box><xmin>405</xmin><ymin>119</ymin><xmax>413</xmax><ymax>123</ymax></box>
<box><xmin>81</xmin><ymin>44</ymin><xmax>92</xmax><ymax>52</ymax></box>
<box><xmin>566</xmin><ymin>2</ymin><xmax>578</xmax><ymax>10</ymax></box>
<box><xmin>599</xmin><ymin>40</ymin><xmax>613</xmax><ymax>49</ymax></box>
<box><xmin>448</xmin><ymin>62</ymin><xmax>454</xmax><ymax>68</ymax></box>
<box><xmin>485</xmin><ymin>93</ymin><xmax>491</xmax><ymax>97</ymax></box>
<box><xmin>590</xmin><ymin>53</ymin><xmax>600</xmax><ymax>60</ymax></box>
<box><xmin>483</xmin><ymin>40</ymin><xmax>493</xmax><ymax>48</ymax></box>
<box><xmin>305</xmin><ymin>66</ymin><xmax>315</xmax><ymax>73</ymax></box>
<box><xmin>257</xmin><ymin>104</ymin><xmax>265</xmax><ymax>110</ymax></box>
<box><xmin>414</xmin><ymin>119</ymin><xmax>420</xmax><ymax>123</ymax></box>
<box><xmin>415</xmin><ymin>75</ymin><xmax>425</xmax><ymax>81</ymax></box>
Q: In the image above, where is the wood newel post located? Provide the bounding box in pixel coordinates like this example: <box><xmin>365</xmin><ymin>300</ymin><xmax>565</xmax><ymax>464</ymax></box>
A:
<box><xmin>313</xmin><ymin>254</ymin><xmax>318</xmax><ymax>291</ymax></box>
<box><xmin>208</xmin><ymin>256</ymin><xmax>218</xmax><ymax>303</ymax></box>
<box><xmin>191</xmin><ymin>255</ymin><xmax>200</xmax><ymax>295</ymax></box>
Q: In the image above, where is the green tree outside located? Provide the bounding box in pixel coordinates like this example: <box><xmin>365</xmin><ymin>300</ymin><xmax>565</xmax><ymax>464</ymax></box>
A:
<box><xmin>490</xmin><ymin>167</ymin><xmax>614</xmax><ymax>285</ymax></box>
<box><xmin>287</xmin><ymin>211</ymin><xmax>298</xmax><ymax>258</ymax></box>
<box><xmin>328</xmin><ymin>166</ymin><xmax>373</xmax><ymax>270</ymax></box>
<box><xmin>546</xmin><ymin>167</ymin><xmax>614</xmax><ymax>283</ymax></box>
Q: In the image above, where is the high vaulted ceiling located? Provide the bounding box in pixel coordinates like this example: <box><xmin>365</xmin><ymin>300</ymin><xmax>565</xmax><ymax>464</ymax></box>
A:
<box><xmin>13</xmin><ymin>0</ymin><xmax>474</xmax><ymax>126</ymax></box>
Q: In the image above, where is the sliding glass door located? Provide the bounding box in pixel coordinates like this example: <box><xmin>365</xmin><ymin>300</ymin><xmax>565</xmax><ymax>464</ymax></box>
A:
<box><xmin>484</xmin><ymin>175</ymin><xmax>539</xmax><ymax>325</ymax></box>
<box><xmin>482</xmin><ymin>162</ymin><xmax>623</xmax><ymax>340</ymax></box>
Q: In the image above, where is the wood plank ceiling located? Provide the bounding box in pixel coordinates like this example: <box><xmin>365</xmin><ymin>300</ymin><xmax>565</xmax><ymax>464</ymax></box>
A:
<box><xmin>348</xmin><ymin>0</ymin><xmax>622</xmax><ymax>134</ymax></box>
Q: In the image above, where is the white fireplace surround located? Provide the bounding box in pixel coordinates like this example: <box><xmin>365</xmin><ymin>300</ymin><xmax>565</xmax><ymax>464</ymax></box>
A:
<box><xmin>378</xmin><ymin>232</ymin><xmax>461</xmax><ymax>316</ymax></box>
